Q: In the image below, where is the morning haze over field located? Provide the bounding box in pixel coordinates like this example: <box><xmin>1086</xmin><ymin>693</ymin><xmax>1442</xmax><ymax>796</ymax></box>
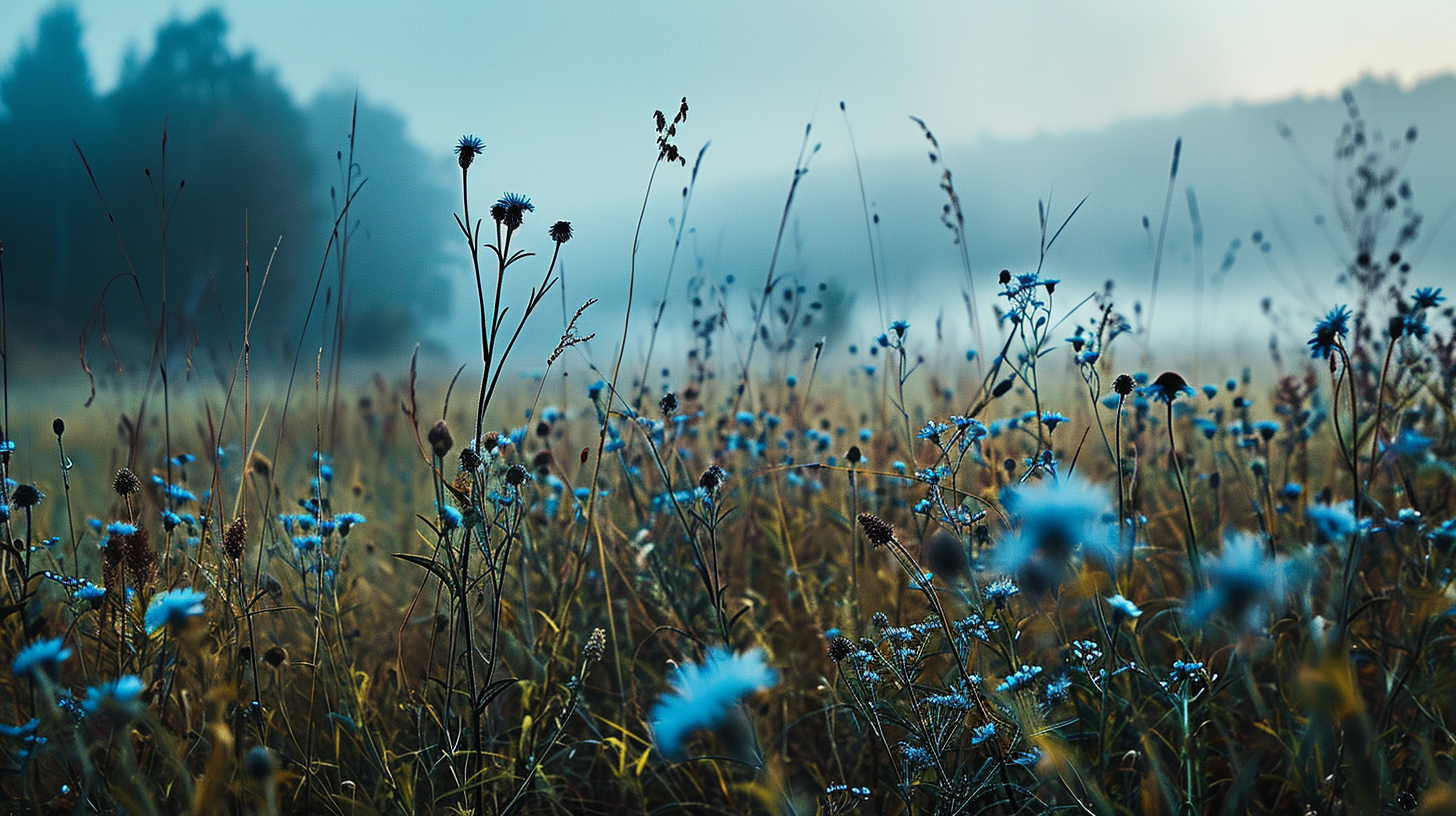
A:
<box><xmin>4</xmin><ymin>5</ymin><xmax>1456</xmax><ymax>815</ymax></box>
<box><xmin>2</xmin><ymin>2</ymin><xmax>1454</xmax><ymax>371</ymax></box>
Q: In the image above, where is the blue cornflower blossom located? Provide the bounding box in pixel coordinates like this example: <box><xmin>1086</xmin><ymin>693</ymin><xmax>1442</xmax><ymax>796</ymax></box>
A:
<box><xmin>650</xmin><ymin>647</ymin><xmax>777</xmax><ymax>761</ymax></box>
<box><xmin>1413</xmin><ymin>287</ymin><xmax>1445</xmax><ymax>309</ymax></box>
<box><xmin>1041</xmin><ymin>411</ymin><xmax>1069</xmax><ymax>432</ymax></box>
<box><xmin>1307</xmin><ymin>501</ymin><xmax>1357</xmax><ymax>543</ymax></box>
<box><xmin>439</xmin><ymin>504</ymin><xmax>463</xmax><ymax>530</ymax></box>
<box><xmin>1144</xmin><ymin>371</ymin><xmax>1194</xmax><ymax>404</ymax></box>
<box><xmin>13</xmin><ymin>638</ymin><xmax>71</xmax><ymax>679</ymax></box>
<box><xmin>1106</xmin><ymin>594</ymin><xmax>1143</xmax><ymax>620</ymax></box>
<box><xmin>82</xmin><ymin>675</ymin><xmax>146</xmax><ymax>719</ymax></box>
<box><xmin>1308</xmin><ymin>305</ymin><xmax>1351</xmax><ymax>359</ymax></box>
<box><xmin>994</xmin><ymin>475</ymin><xmax>1117</xmax><ymax>593</ymax></box>
<box><xmin>984</xmin><ymin>577</ymin><xmax>1020</xmax><ymax>609</ymax></box>
<box><xmin>144</xmin><ymin>588</ymin><xmax>207</xmax><ymax>634</ymax></box>
<box><xmin>74</xmin><ymin>583</ymin><xmax>106</xmax><ymax>605</ymax></box>
<box><xmin>916</xmin><ymin>420</ymin><xmax>949</xmax><ymax>441</ymax></box>
<box><xmin>105</xmin><ymin>522</ymin><xmax>138</xmax><ymax>537</ymax></box>
<box><xmin>1186</xmin><ymin>531</ymin><xmax>1293</xmax><ymax>629</ymax></box>
<box><xmin>889</xmin><ymin>319</ymin><xmax>909</xmax><ymax>337</ymax></box>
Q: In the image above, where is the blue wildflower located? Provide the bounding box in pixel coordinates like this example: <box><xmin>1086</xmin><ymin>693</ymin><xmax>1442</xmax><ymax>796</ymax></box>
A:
<box><xmin>984</xmin><ymin>577</ymin><xmax>1020</xmax><ymax>609</ymax></box>
<box><xmin>1413</xmin><ymin>287</ymin><xmax>1445</xmax><ymax>309</ymax></box>
<box><xmin>105</xmin><ymin>522</ymin><xmax>138</xmax><ymax>537</ymax></box>
<box><xmin>1186</xmin><ymin>531</ymin><xmax>1292</xmax><ymax>629</ymax></box>
<box><xmin>1041</xmin><ymin>411</ymin><xmax>1069</xmax><ymax>432</ymax></box>
<box><xmin>13</xmin><ymin>638</ymin><xmax>71</xmax><ymax>679</ymax></box>
<box><xmin>1308</xmin><ymin>305</ymin><xmax>1351</xmax><ymax>359</ymax></box>
<box><xmin>1107</xmin><ymin>594</ymin><xmax>1143</xmax><ymax>620</ymax></box>
<box><xmin>996</xmin><ymin>664</ymin><xmax>1043</xmax><ymax>694</ymax></box>
<box><xmin>144</xmin><ymin>588</ymin><xmax>207</xmax><ymax>634</ymax></box>
<box><xmin>650</xmin><ymin>647</ymin><xmax>777</xmax><ymax>761</ymax></box>
<box><xmin>995</xmin><ymin>475</ymin><xmax>1117</xmax><ymax>592</ymax></box>
<box><xmin>1307</xmin><ymin>501</ymin><xmax>1357</xmax><ymax>543</ymax></box>
<box><xmin>82</xmin><ymin>675</ymin><xmax>145</xmax><ymax>719</ymax></box>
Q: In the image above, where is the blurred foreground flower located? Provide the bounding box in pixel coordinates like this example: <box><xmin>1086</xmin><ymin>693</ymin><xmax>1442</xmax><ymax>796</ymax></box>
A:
<box><xmin>144</xmin><ymin>587</ymin><xmax>207</xmax><ymax>634</ymax></box>
<box><xmin>82</xmin><ymin>675</ymin><xmax>145</xmax><ymax>720</ymax></box>
<box><xmin>650</xmin><ymin>646</ymin><xmax>776</xmax><ymax>762</ymax></box>
<box><xmin>994</xmin><ymin>475</ymin><xmax>1116</xmax><ymax>593</ymax></box>
<box><xmin>1186</xmin><ymin>531</ymin><xmax>1299</xmax><ymax>629</ymax></box>
<box><xmin>13</xmin><ymin>637</ymin><xmax>70</xmax><ymax>680</ymax></box>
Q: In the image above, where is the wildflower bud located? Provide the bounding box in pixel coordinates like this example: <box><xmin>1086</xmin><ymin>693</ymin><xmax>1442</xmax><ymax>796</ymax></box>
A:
<box><xmin>454</xmin><ymin>135</ymin><xmax>483</xmax><ymax>172</ymax></box>
<box><xmin>480</xmin><ymin>432</ymin><xmax>499</xmax><ymax>453</ymax></box>
<box><xmin>857</xmin><ymin>512</ymin><xmax>895</xmax><ymax>549</ymax></box>
<box><xmin>999</xmin><ymin>269</ymin><xmax>1012</xmax><ymax>285</ymax></box>
<box><xmin>1113</xmin><ymin>374</ymin><xmax>1136</xmax><ymax>396</ymax></box>
<box><xmin>923</xmin><ymin>528</ymin><xmax>968</xmax><ymax>580</ymax></box>
<box><xmin>659</xmin><ymin>392</ymin><xmax>678</xmax><ymax>415</ymax></box>
<box><xmin>505</xmin><ymin>464</ymin><xmax>529</xmax><ymax>486</ymax></box>
<box><xmin>113</xmin><ymin>467</ymin><xmax>141</xmax><ymax>497</ymax></box>
<box><xmin>845</xmin><ymin>445</ymin><xmax>862</xmax><ymax>464</ymax></box>
<box><xmin>460</xmin><ymin>447</ymin><xmax>482</xmax><ymax>471</ymax></box>
<box><xmin>871</xmin><ymin>612</ymin><xmax>889</xmax><ymax>631</ymax></box>
<box><xmin>536</xmin><ymin>421</ymin><xmax>551</xmax><ymax>438</ymax></box>
<box><xmin>550</xmin><ymin>220</ymin><xmax>573</xmax><ymax>243</ymax></box>
<box><xmin>699</xmin><ymin>464</ymin><xmax>727</xmax><ymax>492</ymax></box>
<box><xmin>428</xmin><ymin>420</ymin><xmax>453</xmax><ymax>459</ymax></box>
<box><xmin>10</xmin><ymin>484</ymin><xmax>42</xmax><ymax>509</ymax></box>
<box><xmin>263</xmin><ymin>646</ymin><xmax>287</xmax><ymax>667</ymax></box>
<box><xmin>828</xmin><ymin>635</ymin><xmax>855</xmax><ymax>662</ymax></box>
<box><xmin>223</xmin><ymin>516</ymin><xmax>247</xmax><ymax>561</ymax></box>
<box><xmin>1388</xmin><ymin>315</ymin><xmax>1405</xmax><ymax>339</ymax></box>
<box><xmin>585</xmin><ymin>628</ymin><xmax>607</xmax><ymax>663</ymax></box>
<box><xmin>52</xmin><ymin>418</ymin><xmax>64</xmax><ymax>437</ymax></box>
<box><xmin>243</xmin><ymin>745</ymin><xmax>278</xmax><ymax>782</ymax></box>
<box><xmin>532</xmin><ymin>450</ymin><xmax>553</xmax><ymax>473</ymax></box>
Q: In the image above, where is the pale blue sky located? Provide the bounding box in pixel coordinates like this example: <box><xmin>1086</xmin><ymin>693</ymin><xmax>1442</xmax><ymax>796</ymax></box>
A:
<box><xmin>5</xmin><ymin>0</ymin><xmax>1456</xmax><ymax>205</ymax></box>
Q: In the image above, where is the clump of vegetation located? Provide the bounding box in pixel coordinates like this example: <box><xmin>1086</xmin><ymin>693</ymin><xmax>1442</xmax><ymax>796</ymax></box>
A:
<box><xmin>0</xmin><ymin>86</ymin><xmax>1453</xmax><ymax>816</ymax></box>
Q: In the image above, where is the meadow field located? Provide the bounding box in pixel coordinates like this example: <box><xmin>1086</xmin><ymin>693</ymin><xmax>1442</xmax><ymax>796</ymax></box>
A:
<box><xmin>0</xmin><ymin>96</ymin><xmax>1454</xmax><ymax>816</ymax></box>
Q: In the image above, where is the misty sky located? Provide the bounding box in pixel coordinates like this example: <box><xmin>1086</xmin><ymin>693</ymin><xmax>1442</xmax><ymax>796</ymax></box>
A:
<box><xmin>5</xmin><ymin>0</ymin><xmax>1455</xmax><ymax>206</ymax></box>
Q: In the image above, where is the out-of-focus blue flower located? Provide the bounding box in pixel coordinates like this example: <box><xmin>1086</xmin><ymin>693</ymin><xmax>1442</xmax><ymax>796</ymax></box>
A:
<box><xmin>1186</xmin><ymin>531</ymin><xmax>1293</xmax><ymax>629</ymax></box>
<box><xmin>82</xmin><ymin>675</ymin><xmax>145</xmax><ymax>719</ymax></box>
<box><xmin>994</xmin><ymin>475</ymin><xmax>1116</xmax><ymax>593</ymax></box>
<box><xmin>13</xmin><ymin>638</ymin><xmax>71</xmax><ymax>679</ymax></box>
<box><xmin>1308</xmin><ymin>305</ymin><xmax>1351</xmax><ymax>359</ymax></box>
<box><xmin>1307</xmin><ymin>501</ymin><xmax>1357</xmax><ymax>543</ymax></box>
<box><xmin>1413</xmin><ymin>287</ymin><xmax>1445</xmax><ymax>309</ymax></box>
<box><xmin>650</xmin><ymin>647</ymin><xmax>777</xmax><ymax>761</ymax></box>
<box><xmin>1106</xmin><ymin>594</ymin><xmax>1142</xmax><ymax>620</ymax></box>
<box><xmin>74</xmin><ymin>583</ymin><xmax>106</xmax><ymax>605</ymax></box>
<box><xmin>439</xmin><ymin>504</ymin><xmax>463</xmax><ymax>530</ymax></box>
<box><xmin>144</xmin><ymin>588</ymin><xmax>207</xmax><ymax>634</ymax></box>
<box><xmin>105</xmin><ymin>522</ymin><xmax>138</xmax><ymax>537</ymax></box>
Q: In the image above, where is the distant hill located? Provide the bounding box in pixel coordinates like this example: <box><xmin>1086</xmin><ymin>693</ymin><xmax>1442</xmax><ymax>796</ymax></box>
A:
<box><xmin>527</xmin><ymin>73</ymin><xmax>1456</xmax><ymax>371</ymax></box>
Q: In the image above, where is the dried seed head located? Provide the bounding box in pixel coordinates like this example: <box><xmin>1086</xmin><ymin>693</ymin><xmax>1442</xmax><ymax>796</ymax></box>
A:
<box><xmin>123</xmin><ymin>526</ymin><xmax>157</xmax><ymax>586</ymax></box>
<box><xmin>428</xmin><ymin>420</ymin><xmax>453</xmax><ymax>459</ymax></box>
<box><xmin>505</xmin><ymin>464</ymin><xmax>529</xmax><ymax>486</ymax></box>
<box><xmin>585</xmin><ymin>628</ymin><xmax>607</xmax><ymax>663</ymax></box>
<box><xmin>1113</xmin><ymin>374</ymin><xmax>1137</xmax><ymax>397</ymax></box>
<box><xmin>828</xmin><ymin>635</ymin><xmax>855</xmax><ymax>663</ymax></box>
<box><xmin>549</xmin><ymin>220</ymin><xmax>573</xmax><ymax>243</ymax></box>
<box><xmin>857</xmin><ymin>512</ymin><xmax>895</xmax><ymax>549</ymax></box>
<box><xmin>223</xmin><ymin>516</ymin><xmax>247</xmax><ymax>561</ymax></box>
<box><xmin>459</xmin><ymin>446</ymin><xmax>482</xmax><ymax>471</ymax></box>
<box><xmin>113</xmin><ymin>467</ymin><xmax>141</xmax><ymax>496</ymax></box>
